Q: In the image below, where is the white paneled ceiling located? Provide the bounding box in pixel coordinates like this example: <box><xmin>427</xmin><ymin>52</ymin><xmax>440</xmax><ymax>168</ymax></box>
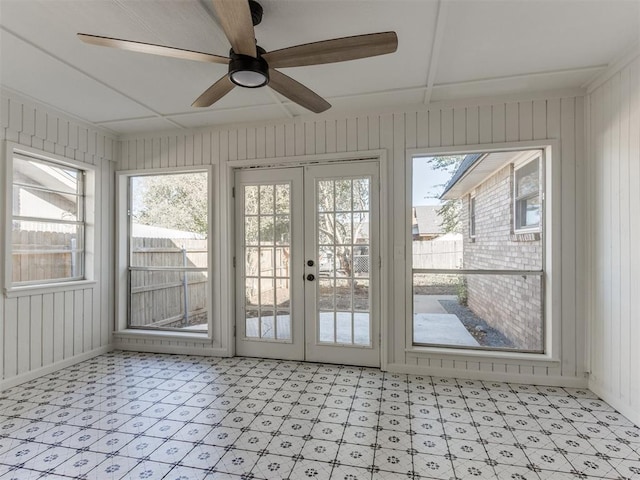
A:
<box><xmin>1</xmin><ymin>0</ymin><xmax>638</xmax><ymax>134</ymax></box>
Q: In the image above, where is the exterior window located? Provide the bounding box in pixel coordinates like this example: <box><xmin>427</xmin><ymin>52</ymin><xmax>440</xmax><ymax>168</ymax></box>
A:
<box><xmin>127</xmin><ymin>171</ymin><xmax>209</xmax><ymax>332</ymax></box>
<box><xmin>411</xmin><ymin>151</ymin><xmax>544</xmax><ymax>354</ymax></box>
<box><xmin>469</xmin><ymin>195</ymin><xmax>476</xmax><ymax>238</ymax></box>
<box><xmin>9</xmin><ymin>151</ymin><xmax>85</xmax><ymax>286</ymax></box>
<box><xmin>514</xmin><ymin>158</ymin><xmax>541</xmax><ymax>231</ymax></box>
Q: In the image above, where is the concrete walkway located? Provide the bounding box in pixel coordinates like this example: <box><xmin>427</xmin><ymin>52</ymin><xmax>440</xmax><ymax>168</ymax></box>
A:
<box><xmin>188</xmin><ymin>294</ymin><xmax>479</xmax><ymax>348</ymax></box>
<box><xmin>413</xmin><ymin>295</ymin><xmax>479</xmax><ymax>346</ymax></box>
<box><xmin>413</xmin><ymin>313</ymin><xmax>479</xmax><ymax>346</ymax></box>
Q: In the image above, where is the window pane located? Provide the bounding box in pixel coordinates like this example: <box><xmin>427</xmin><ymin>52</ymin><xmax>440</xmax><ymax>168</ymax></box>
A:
<box><xmin>275</xmin><ymin>185</ymin><xmax>290</xmax><ymax>214</ymax></box>
<box><xmin>259</xmin><ymin>185</ymin><xmax>274</xmax><ymax>214</ymax></box>
<box><xmin>129</xmin><ymin>270</ymin><xmax>208</xmax><ymax>331</ymax></box>
<box><xmin>12</xmin><ymin>221</ymin><xmax>83</xmax><ymax>283</ymax></box>
<box><xmin>13</xmin><ymin>156</ymin><xmax>80</xmax><ymax>194</ymax></box>
<box><xmin>129</xmin><ymin>172</ymin><xmax>208</xmax><ymax>332</ymax></box>
<box><xmin>516</xmin><ymin>195</ymin><xmax>541</xmax><ymax>229</ymax></box>
<box><xmin>412</xmin><ymin>155</ymin><xmax>542</xmax><ymax>271</ymax></box>
<box><xmin>516</xmin><ymin>160</ymin><xmax>539</xmax><ymax>197</ymax></box>
<box><xmin>412</xmin><ymin>272</ymin><xmax>543</xmax><ymax>352</ymax></box>
<box><xmin>13</xmin><ymin>185</ymin><xmax>80</xmax><ymax>221</ymax></box>
<box><xmin>11</xmin><ymin>154</ymin><xmax>85</xmax><ymax>285</ymax></box>
<box><xmin>245</xmin><ymin>185</ymin><xmax>258</xmax><ymax>215</ymax></box>
<box><xmin>411</xmin><ymin>151</ymin><xmax>546</xmax><ymax>354</ymax></box>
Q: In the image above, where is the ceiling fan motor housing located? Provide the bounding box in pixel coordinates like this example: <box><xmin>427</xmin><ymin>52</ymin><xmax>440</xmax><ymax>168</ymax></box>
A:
<box><xmin>228</xmin><ymin>46</ymin><xmax>269</xmax><ymax>88</ymax></box>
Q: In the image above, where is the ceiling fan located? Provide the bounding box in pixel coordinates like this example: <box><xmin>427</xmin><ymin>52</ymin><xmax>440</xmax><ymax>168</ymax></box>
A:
<box><xmin>77</xmin><ymin>0</ymin><xmax>398</xmax><ymax>113</ymax></box>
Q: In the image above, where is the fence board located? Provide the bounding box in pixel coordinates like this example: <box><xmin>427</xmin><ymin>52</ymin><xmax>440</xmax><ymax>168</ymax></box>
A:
<box><xmin>129</xmin><ymin>237</ymin><xmax>208</xmax><ymax>329</ymax></box>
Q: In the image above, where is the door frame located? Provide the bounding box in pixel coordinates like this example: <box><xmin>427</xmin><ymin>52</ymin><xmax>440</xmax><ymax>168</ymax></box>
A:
<box><xmin>223</xmin><ymin>149</ymin><xmax>389</xmax><ymax>368</ymax></box>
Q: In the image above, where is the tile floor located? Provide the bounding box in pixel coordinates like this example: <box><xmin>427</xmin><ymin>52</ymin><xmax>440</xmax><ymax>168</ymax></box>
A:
<box><xmin>1</xmin><ymin>351</ymin><xmax>639</xmax><ymax>480</ymax></box>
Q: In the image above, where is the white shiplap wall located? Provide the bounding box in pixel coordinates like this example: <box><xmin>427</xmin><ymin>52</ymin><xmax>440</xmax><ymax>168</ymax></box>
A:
<box><xmin>117</xmin><ymin>90</ymin><xmax>587</xmax><ymax>385</ymax></box>
<box><xmin>0</xmin><ymin>90</ymin><xmax>117</xmax><ymax>387</ymax></box>
<box><xmin>587</xmin><ymin>50</ymin><xmax>640</xmax><ymax>425</ymax></box>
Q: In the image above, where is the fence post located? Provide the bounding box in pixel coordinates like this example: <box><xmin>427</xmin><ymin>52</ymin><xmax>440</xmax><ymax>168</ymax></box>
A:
<box><xmin>182</xmin><ymin>246</ymin><xmax>189</xmax><ymax>327</ymax></box>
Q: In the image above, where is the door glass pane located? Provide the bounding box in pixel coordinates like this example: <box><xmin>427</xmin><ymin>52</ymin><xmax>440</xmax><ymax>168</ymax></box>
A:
<box><xmin>259</xmin><ymin>185</ymin><xmax>274</xmax><ymax>214</ymax></box>
<box><xmin>245</xmin><ymin>217</ymin><xmax>258</xmax><ymax>245</ymax></box>
<box><xmin>244</xmin><ymin>182</ymin><xmax>292</xmax><ymax>341</ymax></box>
<box><xmin>245</xmin><ymin>186</ymin><xmax>258</xmax><ymax>214</ymax></box>
<box><xmin>316</xmin><ymin>177</ymin><xmax>371</xmax><ymax>346</ymax></box>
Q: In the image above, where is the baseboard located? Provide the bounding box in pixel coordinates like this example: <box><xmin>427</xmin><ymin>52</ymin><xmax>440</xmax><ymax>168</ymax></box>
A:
<box><xmin>589</xmin><ymin>381</ymin><xmax>640</xmax><ymax>428</ymax></box>
<box><xmin>385</xmin><ymin>362</ymin><xmax>588</xmax><ymax>388</ymax></box>
<box><xmin>113</xmin><ymin>342</ymin><xmax>231</xmax><ymax>357</ymax></box>
<box><xmin>0</xmin><ymin>345</ymin><xmax>113</xmax><ymax>391</ymax></box>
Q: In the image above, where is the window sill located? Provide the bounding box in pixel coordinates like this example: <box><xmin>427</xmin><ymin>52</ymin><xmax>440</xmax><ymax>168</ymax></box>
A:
<box><xmin>511</xmin><ymin>231</ymin><xmax>541</xmax><ymax>242</ymax></box>
<box><xmin>405</xmin><ymin>346</ymin><xmax>560</xmax><ymax>365</ymax></box>
<box><xmin>4</xmin><ymin>280</ymin><xmax>97</xmax><ymax>298</ymax></box>
<box><xmin>113</xmin><ymin>329</ymin><xmax>212</xmax><ymax>343</ymax></box>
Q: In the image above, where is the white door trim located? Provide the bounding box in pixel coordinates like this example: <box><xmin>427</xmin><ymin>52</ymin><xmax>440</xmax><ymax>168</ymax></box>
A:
<box><xmin>225</xmin><ymin>149</ymin><xmax>389</xmax><ymax>368</ymax></box>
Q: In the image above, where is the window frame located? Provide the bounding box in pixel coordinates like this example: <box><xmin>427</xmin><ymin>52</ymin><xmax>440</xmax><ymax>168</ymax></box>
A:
<box><xmin>513</xmin><ymin>156</ymin><xmax>542</xmax><ymax>233</ymax></box>
<box><xmin>3</xmin><ymin>142</ymin><xmax>97</xmax><ymax>296</ymax></box>
<box><xmin>469</xmin><ymin>194</ymin><xmax>476</xmax><ymax>239</ymax></box>
<box><xmin>404</xmin><ymin>141</ymin><xmax>559</xmax><ymax>365</ymax></box>
<box><xmin>115</xmin><ymin>166</ymin><xmax>215</xmax><ymax>342</ymax></box>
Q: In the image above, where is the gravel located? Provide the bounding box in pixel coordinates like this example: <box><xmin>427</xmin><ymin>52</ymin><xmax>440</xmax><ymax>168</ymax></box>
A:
<box><xmin>439</xmin><ymin>299</ymin><xmax>515</xmax><ymax>348</ymax></box>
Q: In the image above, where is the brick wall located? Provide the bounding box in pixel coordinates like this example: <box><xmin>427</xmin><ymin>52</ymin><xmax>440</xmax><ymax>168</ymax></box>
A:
<box><xmin>461</xmin><ymin>164</ymin><xmax>543</xmax><ymax>351</ymax></box>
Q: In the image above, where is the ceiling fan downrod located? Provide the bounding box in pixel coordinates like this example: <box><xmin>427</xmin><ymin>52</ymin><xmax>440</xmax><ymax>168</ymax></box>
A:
<box><xmin>248</xmin><ymin>0</ymin><xmax>263</xmax><ymax>26</ymax></box>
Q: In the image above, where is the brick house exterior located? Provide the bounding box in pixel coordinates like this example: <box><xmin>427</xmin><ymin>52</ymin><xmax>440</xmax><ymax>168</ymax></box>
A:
<box><xmin>447</xmin><ymin>153</ymin><xmax>543</xmax><ymax>351</ymax></box>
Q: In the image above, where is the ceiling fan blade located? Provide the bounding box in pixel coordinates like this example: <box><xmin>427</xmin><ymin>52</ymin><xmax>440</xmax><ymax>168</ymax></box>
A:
<box><xmin>192</xmin><ymin>75</ymin><xmax>235</xmax><ymax>107</ymax></box>
<box><xmin>77</xmin><ymin>33</ymin><xmax>229</xmax><ymax>64</ymax></box>
<box><xmin>269</xmin><ymin>69</ymin><xmax>330</xmax><ymax>114</ymax></box>
<box><xmin>263</xmin><ymin>31</ymin><xmax>398</xmax><ymax>68</ymax></box>
<box><xmin>211</xmin><ymin>0</ymin><xmax>257</xmax><ymax>57</ymax></box>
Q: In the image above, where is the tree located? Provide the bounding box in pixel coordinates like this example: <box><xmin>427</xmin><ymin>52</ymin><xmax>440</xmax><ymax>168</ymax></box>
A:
<box><xmin>316</xmin><ymin>178</ymin><xmax>370</xmax><ymax>277</ymax></box>
<box><xmin>133</xmin><ymin>172</ymin><xmax>208</xmax><ymax>236</ymax></box>
<box><xmin>135</xmin><ymin>174</ymin><xmax>369</xmax><ymax>279</ymax></box>
<box><xmin>425</xmin><ymin>155</ymin><xmax>465</xmax><ymax>234</ymax></box>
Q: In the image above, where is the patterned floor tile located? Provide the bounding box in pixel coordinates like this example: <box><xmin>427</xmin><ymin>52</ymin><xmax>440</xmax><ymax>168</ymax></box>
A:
<box><xmin>251</xmin><ymin>453</ymin><xmax>296</xmax><ymax>480</ymax></box>
<box><xmin>1</xmin><ymin>351</ymin><xmax>638</xmax><ymax>480</ymax></box>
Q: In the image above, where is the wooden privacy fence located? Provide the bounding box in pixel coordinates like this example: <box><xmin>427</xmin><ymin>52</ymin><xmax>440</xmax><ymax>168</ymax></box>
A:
<box><xmin>412</xmin><ymin>236</ymin><xmax>463</xmax><ymax>269</ymax></box>
<box><xmin>130</xmin><ymin>237</ymin><xmax>208</xmax><ymax>329</ymax></box>
<box><xmin>12</xmin><ymin>229</ymin><xmax>79</xmax><ymax>283</ymax></box>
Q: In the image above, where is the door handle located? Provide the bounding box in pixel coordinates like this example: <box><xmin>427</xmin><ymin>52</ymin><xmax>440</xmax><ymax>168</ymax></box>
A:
<box><xmin>307</xmin><ymin>260</ymin><xmax>314</xmax><ymax>266</ymax></box>
<box><xmin>306</xmin><ymin>274</ymin><xmax>315</xmax><ymax>281</ymax></box>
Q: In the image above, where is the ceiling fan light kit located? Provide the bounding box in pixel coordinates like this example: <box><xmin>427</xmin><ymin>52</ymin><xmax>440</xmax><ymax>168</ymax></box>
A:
<box><xmin>77</xmin><ymin>0</ymin><xmax>398</xmax><ymax>113</ymax></box>
<box><xmin>229</xmin><ymin>48</ymin><xmax>269</xmax><ymax>88</ymax></box>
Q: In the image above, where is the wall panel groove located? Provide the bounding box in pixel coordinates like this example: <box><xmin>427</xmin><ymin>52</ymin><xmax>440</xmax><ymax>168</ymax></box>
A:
<box><xmin>587</xmin><ymin>53</ymin><xmax>640</xmax><ymax>425</ymax></box>
<box><xmin>1</xmin><ymin>90</ymin><xmax>116</xmax><ymax>385</ymax></box>
<box><xmin>91</xmin><ymin>93</ymin><xmax>587</xmax><ymax>384</ymax></box>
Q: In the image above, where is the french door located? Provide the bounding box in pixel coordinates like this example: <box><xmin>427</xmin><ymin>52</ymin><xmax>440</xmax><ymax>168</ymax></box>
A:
<box><xmin>235</xmin><ymin>161</ymin><xmax>380</xmax><ymax>367</ymax></box>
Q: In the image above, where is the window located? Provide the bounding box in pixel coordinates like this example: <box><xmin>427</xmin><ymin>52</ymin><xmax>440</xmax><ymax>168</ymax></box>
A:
<box><xmin>127</xmin><ymin>171</ymin><xmax>209</xmax><ymax>333</ymax></box>
<box><xmin>514</xmin><ymin>158</ymin><xmax>541</xmax><ymax>231</ymax></box>
<box><xmin>469</xmin><ymin>195</ymin><xmax>476</xmax><ymax>238</ymax></box>
<box><xmin>410</xmin><ymin>150</ymin><xmax>545</xmax><ymax>354</ymax></box>
<box><xmin>6</xmin><ymin>147</ymin><xmax>90</xmax><ymax>287</ymax></box>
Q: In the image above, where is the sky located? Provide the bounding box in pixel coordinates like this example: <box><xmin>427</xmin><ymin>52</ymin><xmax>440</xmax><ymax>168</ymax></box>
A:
<box><xmin>412</xmin><ymin>156</ymin><xmax>457</xmax><ymax>206</ymax></box>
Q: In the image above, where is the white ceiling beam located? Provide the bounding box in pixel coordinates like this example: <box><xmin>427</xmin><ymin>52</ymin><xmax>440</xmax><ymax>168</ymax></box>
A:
<box><xmin>423</xmin><ymin>0</ymin><xmax>448</xmax><ymax>105</ymax></box>
<box><xmin>91</xmin><ymin>63</ymin><xmax>601</xmax><ymax>128</ymax></box>
<box><xmin>439</xmin><ymin>65</ymin><xmax>607</xmax><ymax>88</ymax></box>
